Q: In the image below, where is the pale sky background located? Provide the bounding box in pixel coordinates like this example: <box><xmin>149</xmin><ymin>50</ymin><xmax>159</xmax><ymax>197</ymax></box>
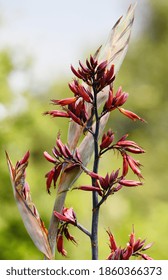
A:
<box><xmin>0</xmin><ymin>0</ymin><xmax>149</xmax><ymax>92</ymax></box>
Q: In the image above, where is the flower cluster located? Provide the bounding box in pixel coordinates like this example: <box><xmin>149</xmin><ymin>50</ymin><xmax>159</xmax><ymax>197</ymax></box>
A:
<box><xmin>44</xmin><ymin>135</ymin><xmax>81</xmax><ymax>193</ymax></box>
<box><xmin>100</xmin><ymin>132</ymin><xmax>145</xmax><ymax>179</ymax></box>
<box><xmin>44</xmin><ymin>56</ymin><xmax>116</xmax><ymax>128</ymax></box>
<box><xmin>71</xmin><ymin>56</ymin><xmax>115</xmax><ymax>91</ymax></box>
<box><xmin>103</xmin><ymin>86</ymin><xmax>128</xmax><ymax>112</ymax></box>
<box><xmin>75</xmin><ymin>132</ymin><xmax>145</xmax><ymax>207</ymax></box>
<box><xmin>106</xmin><ymin>229</ymin><xmax>153</xmax><ymax>260</ymax></box>
<box><xmin>54</xmin><ymin>207</ymin><xmax>77</xmax><ymax>256</ymax></box>
<box><xmin>102</xmin><ymin>86</ymin><xmax>145</xmax><ymax>122</ymax></box>
<box><xmin>76</xmin><ymin>169</ymin><xmax>142</xmax><ymax>209</ymax></box>
<box><xmin>43</xmin><ymin>54</ymin><xmax>152</xmax><ymax>259</ymax></box>
<box><xmin>100</xmin><ymin>129</ymin><xmax>114</xmax><ymax>151</ymax></box>
<box><xmin>114</xmin><ymin>134</ymin><xmax>145</xmax><ymax>178</ymax></box>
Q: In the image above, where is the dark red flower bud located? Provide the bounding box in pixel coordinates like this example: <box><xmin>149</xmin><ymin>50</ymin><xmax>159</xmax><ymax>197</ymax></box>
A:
<box><xmin>113</xmin><ymin>184</ymin><xmax>123</xmax><ymax>192</ymax></box>
<box><xmin>96</xmin><ymin>60</ymin><xmax>108</xmax><ymax>73</ymax></box>
<box><xmin>54</xmin><ymin>207</ymin><xmax>77</xmax><ymax>225</ymax></box>
<box><xmin>53</xmin><ymin>164</ymin><xmax>62</xmax><ymax>186</ymax></box>
<box><xmin>74</xmin><ymin>149</ymin><xmax>82</xmax><ymax>162</ymax></box>
<box><xmin>56</xmin><ymin>137</ymin><xmax>69</xmax><ymax>158</ymax></box>
<box><xmin>56</xmin><ymin>233</ymin><xmax>67</xmax><ymax>256</ymax></box>
<box><xmin>51</xmin><ymin>97</ymin><xmax>77</xmax><ymax>106</ymax></box>
<box><xmin>122</xmin><ymin>153</ymin><xmax>129</xmax><ymax>176</ymax></box>
<box><xmin>45</xmin><ymin>164</ymin><xmax>62</xmax><ymax>193</ymax></box>
<box><xmin>123</xmin><ymin>245</ymin><xmax>133</xmax><ymax>260</ymax></box>
<box><xmin>77</xmin><ymin>185</ymin><xmax>101</xmax><ymax>193</ymax></box>
<box><xmin>18</xmin><ymin>151</ymin><xmax>30</xmax><ymax>166</ymax></box>
<box><xmin>118</xmin><ymin>107</ymin><xmax>145</xmax><ymax>122</ymax></box>
<box><xmin>44</xmin><ymin>151</ymin><xmax>56</xmax><ymax>163</ymax></box>
<box><xmin>67</xmin><ymin>109</ymin><xmax>82</xmax><ymax>125</ymax></box>
<box><xmin>64</xmin><ymin>227</ymin><xmax>77</xmax><ymax>245</ymax></box>
<box><xmin>124</xmin><ymin>146</ymin><xmax>145</xmax><ymax>154</ymax></box>
<box><xmin>114</xmin><ymin>87</ymin><xmax>128</xmax><ymax>106</ymax></box>
<box><xmin>104</xmin><ymin>88</ymin><xmax>114</xmax><ymax>111</ymax></box>
<box><xmin>78</xmin><ymin>60</ymin><xmax>90</xmax><ymax>74</ymax></box>
<box><xmin>90</xmin><ymin>55</ymin><xmax>97</xmax><ymax>68</ymax></box>
<box><xmin>52</xmin><ymin>146</ymin><xmax>61</xmax><ymax>158</ymax></box>
<box><xmin>129</xmin><ymin>231</ymin><xmax>135</xmax><ymax>247</ymax></box>
<box><xmin>107</xmin><ymin>229</ymin><xmax>117</xmax><ymax>251</ymax></box>
<box><xmin>126</xmin><ymin>154</ymin><xmax>143</xmax><ymax>179</ymax></box>
<box><xmin>78</xmin><ymin>85</ymin><xmax>92</xmax><ymax>103</ymax></box>
<box><xmin>71</xmin><ymin>65</ymin><xmax>83</xmax><ymax>79</ymax></box>
<box><xmin>119</xmin><ymin>179</ymin><xmax>143</xmax><ymax>187</ymax></box>
<box><xmin>43</xmin><ymin>110</ymin><xmax>70</xmax><ymax>118</ymax></box>
<box><xmin>64</xmin><ymin>145</ymin><xmax>73</xmax><ymax>158</ymax></box>
<box><xmin>104</xmin><ymin>64</ymin><xmax>115</xmax><ymax>84</ymax></box>
<box><xmin>45</xmin><ymin>168</ymin><xmax>55</xmax><ymax>194</ymax></box>
<box><xmin>100</xmin><ymin>129</ymin><xmax>114</xmax><ymax>150</ymax></box>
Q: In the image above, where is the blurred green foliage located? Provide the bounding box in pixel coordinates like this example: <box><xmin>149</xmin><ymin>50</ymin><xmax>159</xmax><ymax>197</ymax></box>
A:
<box><xmin>0</xmin><ymin>0</ymin><xmax>168</xmax><ymax>259</ymax></box>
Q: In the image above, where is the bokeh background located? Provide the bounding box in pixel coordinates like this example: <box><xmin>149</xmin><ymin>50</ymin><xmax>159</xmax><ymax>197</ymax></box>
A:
<box><xmin>0</xmin><ymin>0</ymin><xmax>168</xmax><ymax>260</ymax></box>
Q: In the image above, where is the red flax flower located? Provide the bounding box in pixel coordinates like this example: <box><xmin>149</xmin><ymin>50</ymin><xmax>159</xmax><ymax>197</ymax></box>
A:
<box><xmin>56</xmin><ymin>226</ymin><xmax>77</xmax><ymax>257</ymax></box>
<box><xmin>106</xmin><ymin>229</ymin><xmax>153</xmax><ymax>260</ymax></box>
<box><xmin>118</xmin><ymin>107</ymin><xmax>145</xmax><ymax>122</ymax></box>
<box><xmin>71</xmin><ymin>56</ymin><xmax>115</xmax><ymax>91</ymax></box>
<box><xmin>103</xmin><ymin>86</ymin><xmax>128</xmax><ymax>112</ymax></box>
<box><xmin>54</xmin><ymin>207</ymin><xmax>77</xmax><ymax>225</ymax></box>
<box><xmin>56</xmin><ymin>232</ymin><xmax>67</xmax><ymax>256</ymax></box>
<box><xmin>67</xmin><ymin>99</ymin><xmax>88</xmax><ymax>126</ymax></box>
<box><xmin>77</xmin><ymin>169</ymin><xmax>121</xmax><ymax>199</ymax></box>
<box><xmin>114</xmin><ymin>134</ymin><xmax>145</xmax><ymax>179</ymax></box>
<box><xmin>100</xmin><ymin>129</ymin><xmax>114</xmax><ymax>150</ymax></box>
<box><xmin>55</xmin><ymin>207</ymin><xmax>77</xmax><ymax>256</ymax></box>
<box><xmin>44</xmin><ymin>135</ymin><xmax>81</xmax><ymax>193</ymax></box>
<box><xmin>69</xmin><ymin>80</ymin><xmax>93</xmax><ymax>103</ymax></box>
<box><xmin>43</xmin><ymin>110</ymin><xmax>70</xmax><ymax>118</ymax></box>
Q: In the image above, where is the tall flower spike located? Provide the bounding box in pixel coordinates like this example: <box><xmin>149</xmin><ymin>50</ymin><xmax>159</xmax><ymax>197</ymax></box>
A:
<box><xmin>47</xmin><ymin>5</ymin><xmax>136</xmax><ymax>256</ymax></box>
<box><xmin>6</xmin><ymin>152</ymin><xmax>52</xmax><ymax>260</ymax></box>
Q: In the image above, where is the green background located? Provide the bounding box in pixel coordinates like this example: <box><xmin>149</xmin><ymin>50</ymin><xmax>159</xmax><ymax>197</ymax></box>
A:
<box><xmin>0</xmin><ymin>0</ymin><xmax>168</xmax><ymax>260</ymax></box>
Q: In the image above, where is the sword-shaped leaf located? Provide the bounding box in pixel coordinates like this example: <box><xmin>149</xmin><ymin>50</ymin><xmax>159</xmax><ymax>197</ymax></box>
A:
<box><xmin>98</xmin><ymin>3</ymin><xmax>136</xmax><ymax>74</ymax></box>
<box><xmin>6</xmin><ymin>151</ymin><xmax>52</xmax><ymax>260</ymax></box>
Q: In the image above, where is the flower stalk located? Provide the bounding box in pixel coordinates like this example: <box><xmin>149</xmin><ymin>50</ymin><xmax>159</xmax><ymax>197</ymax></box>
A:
<box><xmin>6</xmin><ymin>4</ymin><xmax>153</xmax><ymax>261</ymax></box>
